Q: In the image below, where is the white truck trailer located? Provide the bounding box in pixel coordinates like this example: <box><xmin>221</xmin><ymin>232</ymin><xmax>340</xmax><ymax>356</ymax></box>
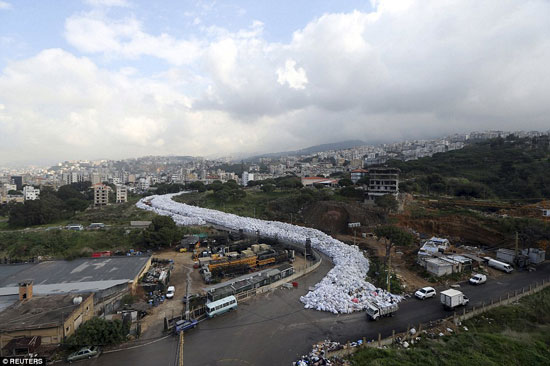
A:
<box><xmin>440</xmin><ymin>289</ymin><xmax>469</xmax><ymax>310</ymax></box>
<box><xmin>487</xmin><ymin>258</ymin><xmax>513</xmax><ymax>273</ymax></box>
<box><xmin>366</xmin><ymin>302</ymin><xmax>398</xmax><ymax>321</ymax></box>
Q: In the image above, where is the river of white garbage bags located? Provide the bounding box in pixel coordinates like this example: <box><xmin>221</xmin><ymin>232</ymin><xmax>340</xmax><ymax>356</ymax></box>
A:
<box><xmin>137</xmin><ymin>193</ymin><xmax>400</xmax><ymax>314</ymax></box>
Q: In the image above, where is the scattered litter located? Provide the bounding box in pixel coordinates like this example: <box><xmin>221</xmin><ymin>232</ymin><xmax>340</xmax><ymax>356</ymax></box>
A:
<box><xmin>410</xmin><ymin>328</ymin><xmax>416</xmax><ymax>335</ymax></box>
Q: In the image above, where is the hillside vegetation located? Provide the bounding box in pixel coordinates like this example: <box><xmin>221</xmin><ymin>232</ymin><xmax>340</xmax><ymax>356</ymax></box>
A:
<box><xmin>392</xmin><ymin>136</ymin><xmax>550</xmax><ymax>201</ymax></box>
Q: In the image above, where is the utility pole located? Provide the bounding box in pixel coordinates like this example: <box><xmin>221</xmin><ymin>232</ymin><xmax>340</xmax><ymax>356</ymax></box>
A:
<box><xmin>184</xmin><ymin>278</ymin><xmax>191</xmax><ymax>320</ymax></box>
<box><xmin>515</xmin><ymin>231</ymin><xmax>519</xmax><ymax>259</ymax></box>
<box><xmin>387</xmin><ymin>248</ymin><xmax>392</xmax><ymax>293</ymax></box>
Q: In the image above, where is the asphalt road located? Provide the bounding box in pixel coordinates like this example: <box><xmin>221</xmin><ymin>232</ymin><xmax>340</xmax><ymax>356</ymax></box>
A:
<box><xmin>72</xmin><ymin>261</ymin><xmax>550</xmax><ymax>366</ymax></box>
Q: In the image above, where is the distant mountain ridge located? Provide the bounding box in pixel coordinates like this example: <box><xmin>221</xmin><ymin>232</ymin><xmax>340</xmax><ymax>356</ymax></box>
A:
<box><xmin>244</xmin><ymin>140</ymin><xmax>366</xmax><ymax>161</ymax></box>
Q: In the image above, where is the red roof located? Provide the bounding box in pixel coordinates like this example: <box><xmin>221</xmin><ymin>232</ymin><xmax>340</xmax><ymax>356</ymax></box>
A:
<box><xmin>351</xmin><ymin>169</ymin><xmax>369</xmax><ymax>173</ymax></box>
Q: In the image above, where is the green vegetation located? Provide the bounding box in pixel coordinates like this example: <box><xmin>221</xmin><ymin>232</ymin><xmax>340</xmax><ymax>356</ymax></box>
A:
<box><xmin>142</xmin><ymin>216</ymin><xmax>182</xmax><ymax>248</ymax></box>
<box><xmin>0</xmin><ymin>213</ymin><xmax>206</xmax><ymax>260</ymax></box>
<box><xmin>374</xmin><ymin>225</ymin><xmax>415</xmax><ymax>247</ymax></box>
<box><xmin>66</xmin><ymin>317</ymin><xmax>130</xmax><ymax>349</ymax></box>
<box><xmin>366</xmin><ymin>256</ymin><xmax>404</xmax><ymax>294</ymax></box>
<box><xmin>0</xmin><ymin>227</ymin><xmax>143</xmax><ymax>260</ymax></box>
<box><xmin>174</xmin><ymin>187</ymin><xmax>341</xmax><ymax>222</ymax></box>
<box><xmin>375</xmin><ymin>194</ymin><xmax>398</xmax><ymax>212</ymax></box>
<box><xmin>350</xmin><ymin>287</ymin><xmax>550</xmax><ymax>365</ymax></box>
<box><xmin>393</xmin><ymin>136</ymin><xmax>550</xmax><ymax>200</ymax></box>
<box><xmin>7</xmin><ymin>183</ymin><xmax>93</xmax><ymax>227</ymax></box>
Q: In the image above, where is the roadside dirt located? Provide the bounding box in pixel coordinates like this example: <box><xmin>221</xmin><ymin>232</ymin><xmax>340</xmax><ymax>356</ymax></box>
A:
<box><xmin>336</xmin><ymin>234</ymin><xmax>431</xmax><ymax>293</ymax></box>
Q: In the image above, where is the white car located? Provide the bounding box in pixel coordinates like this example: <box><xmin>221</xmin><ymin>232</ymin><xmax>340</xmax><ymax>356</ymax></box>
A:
<box><xmin>166</xmin><ymin>286</ymin><xmax>175</xmax><ymax>299</ymax></box>
<box><xmin>469</xmin><ymin>274</ymin><xmax>487</xmax><ymax>285</ymax></box>
<box><xmin>415</xmin><ymin>286</ymin><xmax>436</xmax><ymax>300</ymax></box>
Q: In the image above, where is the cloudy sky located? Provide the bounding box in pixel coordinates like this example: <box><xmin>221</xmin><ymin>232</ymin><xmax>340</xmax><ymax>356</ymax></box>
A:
<box><xmin>0</xmin><ymin>0</ymin><xmax>549</xmax><ymax>165</ymax></box>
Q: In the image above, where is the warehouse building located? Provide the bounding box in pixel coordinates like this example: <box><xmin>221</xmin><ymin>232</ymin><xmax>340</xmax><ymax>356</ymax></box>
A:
<box><xmin>0</xmin><ymin>256</ymin><xmax>151</xmax><ymax>315</ymax></box>
<box><xmin>0</xmin><ymin>282</ymin><xmax>94</xmax><ymax>353</ymax></box>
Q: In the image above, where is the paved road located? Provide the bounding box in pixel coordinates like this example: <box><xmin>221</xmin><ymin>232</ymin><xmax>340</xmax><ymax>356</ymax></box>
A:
<box><xmin>80</xmin><ymin>260</ymin><xmax>550</xmax><ymax>366</ymax></box>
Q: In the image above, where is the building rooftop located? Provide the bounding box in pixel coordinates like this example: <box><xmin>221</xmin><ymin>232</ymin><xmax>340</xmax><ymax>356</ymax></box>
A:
<box><xmin>0</xmin><ymin>256</ymin><xmax>150</xmax><ymax>294</ymax></box>
<box><xmin>0</xmin><ymin>293</ymin><xmax>93</xmax><ymax>332</ymax></box>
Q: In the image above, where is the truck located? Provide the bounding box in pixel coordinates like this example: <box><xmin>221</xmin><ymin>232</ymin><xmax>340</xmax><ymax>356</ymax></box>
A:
<box><xmin>173</xmin><ymin>319</ymin><xmax>198</xmax><ymax>334</ymax></box>
<box><xmin>366</xmin><ymin>302</ymin><xmax>398</xmax><ymax>321</ymax></box>
<box><xmin>440</xmin><ymin>289</ymin><xmax>469</xmax><ymax>310</ymax></box>
<box><xmin>487</xmin><ymin>258</ymin><xmax>513</xmax><ymax>273</ymax></box>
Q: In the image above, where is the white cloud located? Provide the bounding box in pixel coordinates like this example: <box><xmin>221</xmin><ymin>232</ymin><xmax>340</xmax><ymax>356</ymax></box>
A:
<box><xmin>2</xmin><ymin>0</ymin><xmax>550</xmax><ymax>165</ymax></box>
<box><xmin>0</xmin><ymin>1</ymin><xmax>11</xmax><ymax>10</ymax></box>
<box><xmin>84</xmin><ymin>0</ymin><xmax>130</xmax><ymax>7</ymax></box>
<box><xmin>65</xmin><ymin>13</ymin><xmax>202</xmax><ymax>65</ymax></box>
<box><xmin>277</xmin><ymin>59</ymin><xmax>308</xmax><ymax>90</ymax></box>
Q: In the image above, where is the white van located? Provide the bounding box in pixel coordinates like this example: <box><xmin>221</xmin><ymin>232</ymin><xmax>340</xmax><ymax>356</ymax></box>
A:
<box><xmin>488</xmin><ymin>258</ymin><xmax>513</xmax><ymax>273</ymax></box>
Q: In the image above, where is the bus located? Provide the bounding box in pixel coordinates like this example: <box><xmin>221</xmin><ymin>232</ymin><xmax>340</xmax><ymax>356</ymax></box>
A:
<box><xmin>206</xmin><ymin>295</ymin><xmax>237</xmax><ymax>318</ymax></box>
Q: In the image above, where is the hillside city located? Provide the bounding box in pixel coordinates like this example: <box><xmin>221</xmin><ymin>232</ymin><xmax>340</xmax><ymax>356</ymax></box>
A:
<box><xmin>2</xmin><ymin>1</ymin><xmax>550</xmax><ymax>365</ymax></box>
<box><xmin>2</xmin><ymin>130</ymin><xmax>546</xmax><ymax>204</ymax></box>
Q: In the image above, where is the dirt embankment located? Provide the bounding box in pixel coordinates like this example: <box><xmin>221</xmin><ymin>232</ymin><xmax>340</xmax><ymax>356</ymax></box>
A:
<box><xmin>302</xmin><ymin>201</ymin><xmax>386</xmax><ymax>235</ymax></box>
<box><xmin>396</xmin><ymin>214</ymin><xmax>508</xmax><ymax>247</ymax></box>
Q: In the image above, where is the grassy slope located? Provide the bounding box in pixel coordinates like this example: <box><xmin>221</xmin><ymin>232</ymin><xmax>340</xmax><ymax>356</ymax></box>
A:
<box><xmin>351</xmin><ymin>287</ymin><xmax>550</xmax><ymax>365</ymax></box>
<box><xmin>174</xmin><ymin>188</ymin><xmax>351</xmax><ymax>222</ymax></box>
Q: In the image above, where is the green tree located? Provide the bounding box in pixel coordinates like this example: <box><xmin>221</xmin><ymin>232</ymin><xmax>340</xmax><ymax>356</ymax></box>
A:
<box><xmin>261</xmin><ymin>184</ymin><xmax>275</xmax><ymax>193</ymax></box>
<box><xmin>66</xmin><ymin>317</ymin><xmax>129</xmax><ymax>349</ymax></box>
<box><xmin>375</xmin><ymin>194</ymin><xmax>398</xmax><ymax>212</ymax></box>
<box><xmin>143</xmin><ymin>216</ymin><xmax>181</xmax><ymax>248</ymax></box>
<box><xmin>187</xmin><ymin>181</ymin><xmax>206</xmax><ymax>192</ymax></box>
<box><xmin>338</xmin><ymin>178</ymin><xmax>354</xmax><ymax>187</ymax></box>
<box><xmin>375</xmin><ymin>225</ymin><xmax>415</xmax><ymax>247</ymax></box>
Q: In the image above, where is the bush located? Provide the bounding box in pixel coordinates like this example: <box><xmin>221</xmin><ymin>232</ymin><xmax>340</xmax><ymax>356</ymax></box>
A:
<box><xmin>66</xmin><ymin>317</ymin><xmax>129</xmax><ymax>349</ymax></box>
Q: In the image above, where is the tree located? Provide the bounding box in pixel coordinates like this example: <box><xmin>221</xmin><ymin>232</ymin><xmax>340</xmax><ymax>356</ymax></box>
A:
<box><xmin>143</xmin><ymin>216</ymin><xmax>181</xmax><ymax>248</ymax></box>
<box><xmin>66</xmin><ymin>317</ymin><xmax>129</xmax><ymax>349</ymax></box>
<box><xmin>375</xmin><ymin>225</ymin><xmax>415</xmax><ymax>273</ymax></box>
<box><xmin>375</xmin><ymin>194</ymin><xmax>398</xmax><ymax>212</ymax></box>
<box><xmin>375</xmin><ymin>225</ymin><xmax>415</xmax><ymax>247</ymax></box>
<box><xmin>57</xmin><ymin>185</ymin><xmax>86</xmax><ymax>201</ymax></box>
<box><xmin>338</xmin><ymin>178</ymin><xmax>353</xmax><ymax>187</ymax></box>
<box><xmin>339</xmin><ymin>186</ymin><xmax>363</xmax><ymax>198</ymax></box>
<box><xmin>187</xmin><ymin>181</ymin><xmax>206</xmax><ymax>192</ymax></box>
<box><xmin>261</xmin><ymin>184</ymin><xmax>275</xmax><ymax>193</ymax></box>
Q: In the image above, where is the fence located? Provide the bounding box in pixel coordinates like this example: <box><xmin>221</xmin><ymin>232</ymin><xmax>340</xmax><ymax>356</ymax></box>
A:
<box><xmin>326</xmin><ymin>275</ymin><xmax>550</xmax><ymax>359</ymax></box>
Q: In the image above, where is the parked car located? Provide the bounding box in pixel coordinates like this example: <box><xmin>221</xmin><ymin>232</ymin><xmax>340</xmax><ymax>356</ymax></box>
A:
<box><xmin>166</xmin><ymin>286</ymin><xmax>175</xmax><ymax>299</ymax></box>
<box><xmin>469</xmin><ymin>273</ymin><xmax>487</xmax><ymax>285</ymax></box>
<box><xmin>67</xmin><ymin>346</ymin><xmax>100</xmax><ymax>362</ymax></box>
<box><xmin>415</xmin><ymin>286</ymin><xmax>437</xmax><ymax>300</ymax></box>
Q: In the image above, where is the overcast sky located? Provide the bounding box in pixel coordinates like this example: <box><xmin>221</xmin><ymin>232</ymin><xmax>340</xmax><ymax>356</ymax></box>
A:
<box><xmin>1</xmin><ymin>0</ymin><xmax>549</xmax><ymax>166</ymax></box>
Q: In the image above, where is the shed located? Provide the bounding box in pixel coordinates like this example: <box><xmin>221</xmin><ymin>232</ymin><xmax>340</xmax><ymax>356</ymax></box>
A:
<box><xmin>425</xmin><ymin>258</ymin><xmax>453</xmax><ymax>277</ymax></box>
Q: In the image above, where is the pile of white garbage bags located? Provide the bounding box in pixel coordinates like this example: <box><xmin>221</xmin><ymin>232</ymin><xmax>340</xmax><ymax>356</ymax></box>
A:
<box><xmin>137</xmin><ymin>193</ymin><xmax>401</xmax><ymax>314</ymax></box>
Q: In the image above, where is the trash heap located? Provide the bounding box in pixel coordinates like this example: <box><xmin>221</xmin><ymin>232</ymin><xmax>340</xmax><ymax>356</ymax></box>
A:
<box><xmin>294</xmin><ymin>339</ymin><xmax>359</xmax><ymax>366</ymax></box>
<box><xmin>137</xmin><ymin>193</ymin><xmax>401</xmax><ymax>314</ymax></box>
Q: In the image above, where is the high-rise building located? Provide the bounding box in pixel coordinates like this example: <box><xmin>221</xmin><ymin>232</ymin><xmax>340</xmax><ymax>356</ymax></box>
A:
<box><xmin>116</xmin><ymin>185</ymin><xmax>127</xmax><ymax>203</ymax></box>
<box><xmin>91</xmin><ymin>173</ymin><xmax>101</xmax><ymax>185</ymax></box>
<box><xmin>366</xmin><ymin>167</ymin><xmax>400</xmax><ymax>203</ymax></box>
<box><xmin>11</xmin><ymin>176</ymin><xmax>23</xmax><ymax>190</ymax></box>
<box><xmin>23</xmin><ymin>186</ymin><xmax>40</xmax><ymax>201</ymax></box>
<box><xmin>93</xmin><ymin>183</ymin><xmax>109</xmax><ymax>207</ymax></box>
<box><xmin>241</xmin><ymin>171</ymin><xmax>254</xmax><ymax>186</ymax></box>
